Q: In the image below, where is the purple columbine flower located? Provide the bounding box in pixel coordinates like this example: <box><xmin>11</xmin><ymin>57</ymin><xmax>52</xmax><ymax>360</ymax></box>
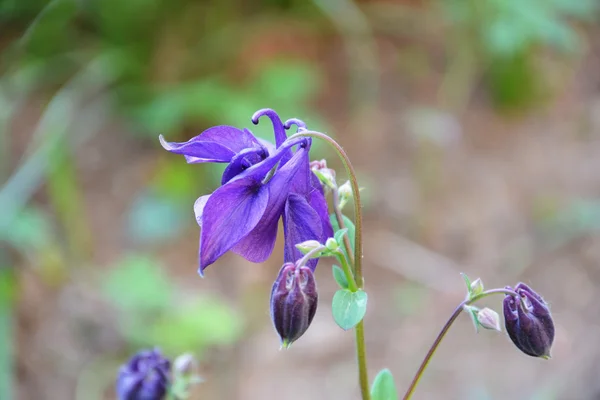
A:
<box><xmin>160</xmin><ymin>109</ymin><xmax>332</xmax><ymax>275</ymax></box>
<box><xmin>116</xmin><ymin>348</ymin><xmax>171</xmax><ymax>400</ymax></box>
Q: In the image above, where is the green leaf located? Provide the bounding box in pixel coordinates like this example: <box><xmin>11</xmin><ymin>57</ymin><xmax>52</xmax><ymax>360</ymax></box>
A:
<box><xmin>330</xmin><ymin>214</ymin><xmax>355</xmax><ymax>260</ymax></box>
<box><xmin>332</xmin><ymin>289</ymin><xmax>367</xmax><ymax>330</ymax></box>
<box><xmin>371</xmin><ymin>369</ymin><xmax>398</xmax><ymax>400</ymax></box>
<box><xmin>333</xmin><ymin>228</ymin><xmax>348</xmax><ymax>246</ymax></box>
<box><xmin>460</xmin><ymin>272</ymin><xmax>472</xmax><ymax>295</ymax></box>
<box><xmin>463</xmin><ymin>305</ymin><xmax>480</xmax><ymax>333</ymax></box>
<box><xmin>332</xmin><ymin>265</ymin><xmax>349</xmax><ymax>289</ymax></box>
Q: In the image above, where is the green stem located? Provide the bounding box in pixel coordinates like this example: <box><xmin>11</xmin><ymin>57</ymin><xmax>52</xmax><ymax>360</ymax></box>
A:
<box><xmin>335</xmin><ymin>250</ymin><xmax>358</xmax><ymax>292</ymax></box>
<box><xmin>355</xmin><ymin>320</ymin><xmax>369</xmax><ymax>398</ymax></box>
<box><xmin>288</xmin><ymin>131</ymin><xmax>364</xmax><ymax>286</ymax></box>
<box><xmin>332</xmin><ymin>186</ymin><xmax>355</xmax><ymax>268</ymax></box>
<box><xmin>401</xmin><ymin>288</ymin><xmax>519</xmax><ymax>400</ymax></box>
<box><xmin>296</xmin><ymin>245</ymin><xmax>327</xmax><ymax>269</ymax></box>
<box><xmin>287</xmin><ymin>131</ymin><xmax>369</xmax><ymax>400</ymax></box>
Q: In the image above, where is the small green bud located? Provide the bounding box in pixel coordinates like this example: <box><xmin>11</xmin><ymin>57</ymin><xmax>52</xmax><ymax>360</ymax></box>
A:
<box><xmin>338</xmin><ymin>180</ymin><xmax>352</xmax><ymax>209</ymax></box>
<box><xmin>325</xmin><ymin>237</ymin><xmax>339</xmax><ymax>252</ymax></box>
<box><xmin>295</xmin><ymin>240</ymin><xmax>325</xmax><ymax>256</ymax></box>
<box><xmin>470</xmin><ymin>278</ymin><xmax>484</xmax><ymax>296</ymax></box>
<box><xmin>311</xmin><ymin>159</ymin><xmax>337</xmax><ymax>190</ymax></box>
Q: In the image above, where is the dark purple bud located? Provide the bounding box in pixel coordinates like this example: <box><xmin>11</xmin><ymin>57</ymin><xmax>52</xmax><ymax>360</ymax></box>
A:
<box><xmin>503</xmin><ymin>283</ymin><xmax>555</xmax><ymax>359</ymax></box>
<box><xmin>116</xmin><ymin>348</ymin><xmax>171</xmax><ymax>400</ymax></box>
<box><xmin>270</xmin><ymin>263</ymin><xmax>318</xmax><ymax>348</ymax></box>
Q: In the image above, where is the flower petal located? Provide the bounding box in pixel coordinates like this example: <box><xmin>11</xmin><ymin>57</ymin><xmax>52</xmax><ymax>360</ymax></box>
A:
<box><xmin>199</xmin><ymin>177</ymin><xmax>269</xmax><ymax>274</ymax></box>
<box><xmin>159</xmin><ymin>126</ymin><xmax>261</xmax><ymax>163</ymax></box>
<box><xmin>231</xmin><ymin>144</ymin><xmax>311</xmax><ymax>262</ymax></box>
<box><xmin>252</xmin><ymin>108</ymin><xmax>292</xmax><ymax>166</ymax></box>
<box><xmin>283</xmin><ymin>193</ymin><xmax>325</xmax><ymax>271</ymax></box>
<box><xmin>284</xmin><ymin>139</ymin><xmax>333</xmax><ymax>242</ymax></box>
<box><xmin>228</xmin><ymin>137</ymin><xmax>308</xmax><ymax>185</ymax></box>
<box><xmin>221</xmin><ymin>146</ymin><xmax>269</xmax><ymax>185</ymax></box>
<box><xmin>307</xmin><ymin>186</ymin><xmax>333</xmax><ymax>239</ymax></box>
<box><xmin>252</xmin><ymin>109</ymin><xmax>287</xmax><ymax>148</ymax></box>
<box><xmin>193</xmin><ymin>195</ymin><xmax>211</xmax><ymax>227</ymax></box>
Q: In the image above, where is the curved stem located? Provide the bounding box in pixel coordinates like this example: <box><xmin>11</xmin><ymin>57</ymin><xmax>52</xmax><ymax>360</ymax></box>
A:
<box><xmin>332</xmin><ymin>186</ymin><xmax>355</xmax><ymax>268</ymax></box>
<box><xmin>287</xmin><ymin>131</ymin><xmax>369</xmax><ymax>400</ymax></box>
<box><xmin>296</xmin><ymin>245</ymin><xmax>327</xmax><ymax>269</ymax></box>
<box><xmin>401</xmin><ymin>288</ymin><xmax>519</xmax><ymax>400</ymax></box>
<box><xmin>288</xmin><ymin>131</ymin><xmax>364</xmax><ymax>286</ymax></box>
<box><xmin>335</xmin><ymin>250</ymin><xmax>358</xmax><ymax>292</ymax></box>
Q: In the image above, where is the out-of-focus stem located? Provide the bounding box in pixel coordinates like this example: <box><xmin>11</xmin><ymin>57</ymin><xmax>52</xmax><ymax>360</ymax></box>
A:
<box><xmin>402</xmin><ymin>288</ymin><xmax>519</xmax><ymax>400</ymax></box>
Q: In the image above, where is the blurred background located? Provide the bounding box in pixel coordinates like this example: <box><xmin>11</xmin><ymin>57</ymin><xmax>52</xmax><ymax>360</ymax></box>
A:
<box><xmin>0</xmin><ymin>0</ymin><xmax>599</xmax><ymax>399</ymax></box>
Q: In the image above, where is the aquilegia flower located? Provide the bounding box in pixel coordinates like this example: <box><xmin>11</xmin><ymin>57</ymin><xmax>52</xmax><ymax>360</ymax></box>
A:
<box><xmin>160</xmin><ymin>109</ymin><xmax>332</xmax><ymax>275</ymax></box>
<box><xmin>116</xmin><ymin>348</ymin><xmax>171</xmax><ymax>400</ymax></box>
<box><xmin>503</xmin><ymin>283</ymin><xmax>555</xmax><ymax>358</ymax></box>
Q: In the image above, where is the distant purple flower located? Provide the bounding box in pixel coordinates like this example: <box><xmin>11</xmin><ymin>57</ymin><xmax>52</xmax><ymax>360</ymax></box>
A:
<box><xmin>160</xmin><ymin>109</ymin><xmax>332</xmax><ymax>275</ymax></box>
<box><xmin>116</xmin><ymin>348</ymin><xmax>171</xmax><ymax>400</ymax></box>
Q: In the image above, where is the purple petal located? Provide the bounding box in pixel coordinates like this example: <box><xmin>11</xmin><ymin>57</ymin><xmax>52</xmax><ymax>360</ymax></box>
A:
<box><xmin>283</xmin><ymin>193</ymin><xmax>325</xmax><ymax>271</ymax></box>
<box><xmin>285</xmin><ymin>138</ymin><xmax>313</xmax><ymax>195</ymax></box>
<box><xmin>282</xmin><ymin>140</ymin><xmax>332</xmax><ymax>240</ymax></box>
<box><xmin>221</xmin><ymin>146</ymin><xmax>269</xmax><ymax>184</ymax></box>
<box><xmin>252</xmin><ymin>109</ymin><xmax>287</xmax><ymax>147</ymax></box>
<box><xmin>231</xmin><ymin>144</ymin><xmax>311</xmax><ymax>262</ymax></box>
<box><xmin>194</xmin><ymin>195</ymin><xmax>210</xmax><ymax>227</ymax></box>
<box><xmin>307</xmin><ymin>186</ymin><xmax>333</xmax><ymax>239</ymax></box>
<box><xmin>283</xmin><ymin>118</ymin><xmax>307</xmax><ymax>131</ymax></box>
<box><xmin>252</xmin><ymin>108</ymin><xmax>292</xmax><ymax>166</ymax></box>
<box><xmin>256</xmin><ymin>138</ymin><xmax>276</xmax><ymax>157</ymax></box>
<box><xmin>199</xmin><ymin>177</ymin><xmax>269</xmax><ymax>274</ymax></box>
<box><xmin>227</xmin><ymin>137</ymin><xmax>308</xmax><ymax>185</ymax></box>
<box><xmin>159</xmin><ymin>126</ymin><xmax>261</xmax><ymax>163</ymax></box>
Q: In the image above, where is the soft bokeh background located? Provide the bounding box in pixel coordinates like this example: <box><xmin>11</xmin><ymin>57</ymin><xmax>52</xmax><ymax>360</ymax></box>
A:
<box><xmin>1</xmin><ymin>0</ymin><xmax>599</xmax><ymax>399</ymax></box>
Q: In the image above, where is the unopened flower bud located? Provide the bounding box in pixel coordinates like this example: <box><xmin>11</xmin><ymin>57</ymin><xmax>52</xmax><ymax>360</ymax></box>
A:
<box><xmin>311</xmin><ymin>159</ymin><xmax>336</xmax><ymax>190</ymax></box>
<box><xmin>173</xmin><ymin>353</ymin><xmax>197</xmax><ymax>377</ymax></box>
<box><xmin>470</xmin><ymin>278</ymin><xmax>484</xmax><ymax>296</ymax></box>
<box><xmin>477</xmin><ymin>307</ymin><xmax>501</xmax><ymax>332</ymax></box>
<box><xmin>270</xmin><ymin>263</ymin><xmax>318</xmax><ymax>348</ymax></box>
<box><xmin>503</xmin><ymin>283</ymin><xmax>554</xmax><ymax>359</ymax></box>
<box><xmin>295</xmin><ymin>240</ymin><xmax>324</xmax><ymax>255</ymax></box>
<box><xmin>116</xmin><ymin>348</ymin><xmax>171</xmax><ymax>400</ymax></box>
<box><xmin>325</xmin><ymin>237</ymin><xmax>339</xmax><ymax>252</ymax></box>
<box><xmin>338</xmin><ymin>180</ymin><xmax>352</xmax><ymax>209</ymax></box>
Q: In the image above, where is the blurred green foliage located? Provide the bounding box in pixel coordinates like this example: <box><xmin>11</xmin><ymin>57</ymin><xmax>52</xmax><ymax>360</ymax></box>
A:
<box><xmin>0</xmin><ymin>0</ymin><xmax>597</xmax><ymax>397</ymax></box>
<box><xmin>103</xmin><ymin>254</ymin><xmax>242</xmax><ymax>356</ymax></box>
<box><xmin>0</xmin><ymin>1</ymin><xmax>326</xmax><ymax>396</ymax></box>
<box><xmin>441</xmin><ymin>0</ymin><xmax>598</xmax><ymax>109</ymax></box>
